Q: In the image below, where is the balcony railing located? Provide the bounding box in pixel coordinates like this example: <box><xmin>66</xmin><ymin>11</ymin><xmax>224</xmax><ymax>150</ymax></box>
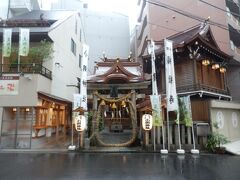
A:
<box><xmin>0</xmin><ymin>64</ymin><xmax>52</xmax><ymax>80</ymax></box>
<box><xmin>176</xmin><ymin>84</ymin><xmax>230</xmax><ymax>96</ymax></box>
<box><xmin>143</xmin><ymin>83</ymin><xmax>230</xmax><ymax>96</ymax></box>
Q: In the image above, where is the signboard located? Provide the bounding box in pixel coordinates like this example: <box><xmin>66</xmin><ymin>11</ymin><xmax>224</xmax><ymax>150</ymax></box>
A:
<box><xmin>74</xmin><ymin>115</ymin><xmax>86</xmax><ymax>131</ymax></box>
<box><xmin>164</xmin><ymin>39</ymin><xmax>178</xmax><ymax>112</ymax></box>
<box><xmin>142</xmin><ymin>114</ymin><xmax>153</xmax><ymax>131</ymax></box>
<box><xmin>80</xmin><ymin>44</ymin><xmax>89</xmax><ymax>111</ymax></box>
<box><xmin>0</xmin><ymin>76</ymin><xmax>19</xmax><ymax>95</ymax></box>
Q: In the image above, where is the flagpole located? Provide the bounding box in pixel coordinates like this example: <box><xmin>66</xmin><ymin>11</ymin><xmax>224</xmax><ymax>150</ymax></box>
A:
<box><xmin>167</xmin><ymin>110</ymin><xmax>170</xmax><ymax>151</ymax></box>
<box><xmin>177</xmin><ymin>114</ymin><xmax>182</xmax><ymax>150</ymax></box>
<box><xmin>192</xmin><ymin>124</ymin><xmax>196</xmax><ymax>149</ymax></box>
<box><xmin>1</xmin><ymin>53</ymin><xmax>3</xmax><ymax>75</ymax></box>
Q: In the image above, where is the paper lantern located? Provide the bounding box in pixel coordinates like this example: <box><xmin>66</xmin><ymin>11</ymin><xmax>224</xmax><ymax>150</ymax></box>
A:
<box><xmin>142</xmin><ymin>114</ymin><xmax>153</xmax><ymax>131</ymax></box>
<box><xmin>74</xmin><ymin>115</ymin><xmax>86</xmax><ymax>131</ymax></box>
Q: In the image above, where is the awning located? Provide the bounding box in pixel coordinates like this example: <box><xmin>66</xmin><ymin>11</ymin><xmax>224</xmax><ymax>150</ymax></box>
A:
<box><xmin>38</xmin><ymin>91</ymin><xmax>72</xmax><ymax>105</ymax></box>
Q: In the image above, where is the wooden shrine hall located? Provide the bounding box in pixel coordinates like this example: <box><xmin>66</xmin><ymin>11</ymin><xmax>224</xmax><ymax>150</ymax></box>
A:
<box><xmin>87</xmin><ymin>23</ymin><xmax>232</xmax><ymax>150</ymax></box>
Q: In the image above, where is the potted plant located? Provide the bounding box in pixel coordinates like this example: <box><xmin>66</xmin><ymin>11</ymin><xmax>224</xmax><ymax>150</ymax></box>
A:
<box><xmin>206</xmin><ymin>123</ymin><xmax>228</xmax><ymax>153</ymax></box>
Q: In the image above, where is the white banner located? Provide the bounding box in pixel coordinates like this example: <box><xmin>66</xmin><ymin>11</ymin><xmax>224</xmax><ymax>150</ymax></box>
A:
<box><xmin>164</xmin><ymin>39</ymin><xmax>178</xmax><ymax>112</ymax></box>
<box><xmin>73</xmin><ymin>94</ymin><xmax>81</xmax><ymax>110</ymax></box>
<box><xmin>80</xmin><ymin>44</ymin><xmax>89</xmax><ymax>110</ymax></box>
<box><xmin>3</xmin><ymin>29</ymin><xmax>12</xmax><ymax>57</ymax></box>
<box><xmin>0</xmin><ymin>76</ymin><xmax>19</xmax><ymax>95</ymax></box>
<box><xmin>147</xmin><ymin>39</ymin><xmax>158</xmax><ymax>95</ymax></box>
<box><xmin>19</xmin><ymin>28</ymin><xmax>30</xmax><ymax>56</ymax></box>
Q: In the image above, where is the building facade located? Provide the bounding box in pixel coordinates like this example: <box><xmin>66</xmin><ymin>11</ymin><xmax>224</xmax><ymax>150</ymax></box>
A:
<box><xmin>50</xmin><ymin>0</ymin><xmax>131</xmax><ymax>74</ymax></box>
<box><xmin>0</xmin><ymin>0</ymin><xmax>41</xmax><ymax>19</ymax></box>
<box><xmin>133</xmin><ymin>0</ymin><xmax>240</xmax><ymax>101</ymax></box>
<box><xmin>0</xmin><ymin>10</ymin><xmax>86</xmax><ymax>149</ymax></box>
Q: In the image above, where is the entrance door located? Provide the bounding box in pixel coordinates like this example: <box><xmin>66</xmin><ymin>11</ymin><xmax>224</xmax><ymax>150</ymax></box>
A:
<box><xmin>1</xmin><ymin>107</ymin><xmax>33</xmax><ymax>149</ymax></box>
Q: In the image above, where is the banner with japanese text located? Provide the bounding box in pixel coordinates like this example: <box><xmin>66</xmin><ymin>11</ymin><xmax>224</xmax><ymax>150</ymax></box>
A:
<box><xmin>19</xmin><ymin>28</ymin><xmax>30</xmax><ymax>56</ymax></box>
<box><xmin>179</xmin><ymin>96</ymin><xmax>193</xmax><ymax>127</ymax></box>
<box><xmin>0</xmin><ymin>76</ymin><xmax>19</xmax><ymax>95</ymax></box>
<box><xmin>80</xmin><ymin>44</ymin><xmax>89</xmax><ymax>110</ymax></box>
<box><xmin>150</xmin><ymin>95</ymin><xmax>162</xmax><ymax>127</ymax></box>
<box><xmin>164</xmin><ymin>39</ymin><xmax>179</xmax><ymax>112</ymax></box>
<box><xmin>3</xmin><ymin>29</ymin><xmax>12</xmax><ymax>57</ymax></box>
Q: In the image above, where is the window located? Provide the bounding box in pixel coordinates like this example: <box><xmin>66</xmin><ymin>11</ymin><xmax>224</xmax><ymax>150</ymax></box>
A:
<box><xmin>71</xmin><ymin>38</ymin><xmax>76</xmax><ymax>55</ymax></box>
<box><xmin>80</xmin><ymin>29</ymin><xmax>82</xmax><ymax>42</ymax></box>
<box><xmin>79</xmin><ymin>54</ymin><xmax>82</xmax><ymax>68</ymax></box>
<box><xmin>75</xmin><ymin>19</ymin><xmax>78</xmax><ymax>34</ymax></box>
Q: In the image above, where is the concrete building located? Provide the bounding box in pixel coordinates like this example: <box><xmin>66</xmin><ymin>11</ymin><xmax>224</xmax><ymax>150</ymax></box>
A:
<box><xmin>50</xmin><ymin>0</ymin><xmax>130</xmax><ymax>74</ymax></box>
<box><xmin>0</xmin><ymin>0</ymin><xmax>40</xmax><ymax>19</ymax></box>
<box><xmin>0</xmin><ymin>10</ymin><xmax>86</xmax><ymax>149</ymax></box>
<box><xmin>133</xmin><ymin>0</ymin><xmax>240</xmax><ymax>101</ymax></box>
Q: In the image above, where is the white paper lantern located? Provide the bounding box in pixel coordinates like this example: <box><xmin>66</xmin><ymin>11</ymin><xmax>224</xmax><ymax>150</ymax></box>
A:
<box><xmin>74</xmin><ymin>115</ymin><xmax>86</xmax><ymax>131</ymax></box>
<box><xmin>142</xmin><ymin>114</ymin><xmax>153</xmax><ymax>131</ymax></box>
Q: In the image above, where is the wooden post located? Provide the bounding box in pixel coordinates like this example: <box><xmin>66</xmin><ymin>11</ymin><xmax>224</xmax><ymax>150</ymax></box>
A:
<box><xmin>80</xmin><ymin>131</ymin><xmax>84</xmax><ymax>148</ymax></box>
<box><xmin>145</xmin><ymin>131</ymin><xmax>149</xmax><ymax>146</ymax></box>
<box><xmin>169</xmin><ymin>124</ymin><xmax>173</xmax><ymax>145</ymax></box>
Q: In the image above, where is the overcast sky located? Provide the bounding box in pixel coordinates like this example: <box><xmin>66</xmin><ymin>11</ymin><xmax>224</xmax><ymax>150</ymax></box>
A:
<box><xmin>40</xmin><ymin>0</ymin><xmax>139</xmax><ymax>29</ymax></box>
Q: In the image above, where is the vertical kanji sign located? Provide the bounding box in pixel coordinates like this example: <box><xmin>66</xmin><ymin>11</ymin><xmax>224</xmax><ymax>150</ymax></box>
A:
<box><xmin>80</xmin><ymin>44</ymin><xmax>89</xmax><ymax>110</ymax></box>
<box><xmin>164</xmin><ymin>39</ymin><xmax>178</xmax><ymax>112</ymax></box>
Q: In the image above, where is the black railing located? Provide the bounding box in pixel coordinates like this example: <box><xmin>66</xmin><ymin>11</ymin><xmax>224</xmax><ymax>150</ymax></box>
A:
<box><xmin>176</xmin><ymin>83</ymin><xmax>230</xmax><ymax>96</ymax></box>
<box><xmin>0</xmin><ymin>63</ymin><xmax>52</xmax><ymax>80</ymax></box>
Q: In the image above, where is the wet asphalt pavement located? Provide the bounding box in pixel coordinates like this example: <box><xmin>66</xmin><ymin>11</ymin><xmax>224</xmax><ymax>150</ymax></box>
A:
<box><xmin>0</xmin><ymin>152</ymin><xmax>240</xmax><ymax>180</ymax></box>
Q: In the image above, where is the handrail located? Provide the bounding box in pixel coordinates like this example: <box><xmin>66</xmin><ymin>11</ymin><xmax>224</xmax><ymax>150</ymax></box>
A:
<box><xmin>0</xmin><ymin>63</ymin><xmax>52</xmax><ymax>80</ymax></box>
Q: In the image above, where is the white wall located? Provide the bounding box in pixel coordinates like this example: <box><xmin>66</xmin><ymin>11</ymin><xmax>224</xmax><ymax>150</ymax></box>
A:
<box><xmin>82</xmin><ymin>10</ymin><xmax>130</xmax><ymax>74</ymax></box>
<box><xmin>210</xmin><ymin>100</ymin><xmax>240</xmax><ymax>141</ymax></box>
<box><xmin>0</xmin><ymin>0</ymin><xmax>9</xmax><ymax>19</ymax></box>
<box><xmin>0</xmin><ymin>74</ymin><xmax>46</xmax><ymax>107</ymax></box>
<box><xmin>48</xmin><ymin>13</ymin><xmax>83</xmax><ymax>101</ymax></box>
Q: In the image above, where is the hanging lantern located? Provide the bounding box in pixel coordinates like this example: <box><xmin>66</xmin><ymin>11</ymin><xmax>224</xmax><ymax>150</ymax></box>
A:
<box><xmin>201</xmin><ymin>59</ymin><xmax>210</xmax><ymax>66</ymax></box>
<box><xmin>100</xmin><ymin>99</ymin><xmax>106</xmax><ymax>106</ymax></box>
<box><xmin>74</xmin><ymin>115</ymin><xmax>86</xmax><ymax>131</ymax></box>
<box><xmin>111</xmin><ymin>102</ymin><xmax>117</xmax><ymax>109</ymax></box>
<box><xmin>212</xmin><ymin>63</ymin><xmax>220</xmax><ymax>70</ymax></box>
<box><xmin>121</xmin><ymin>100</ymin><xmax>126</xmax><ymax>107</ymax></box>
<box><xmin>142</xmin><ymin>114</ymin><xmax>153</xmax><ymax>131</ymax></box>
<box><xmin>219</xmin><ymin>66</ymin><xmax>226</xmax><ymax>73</ymax></box>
